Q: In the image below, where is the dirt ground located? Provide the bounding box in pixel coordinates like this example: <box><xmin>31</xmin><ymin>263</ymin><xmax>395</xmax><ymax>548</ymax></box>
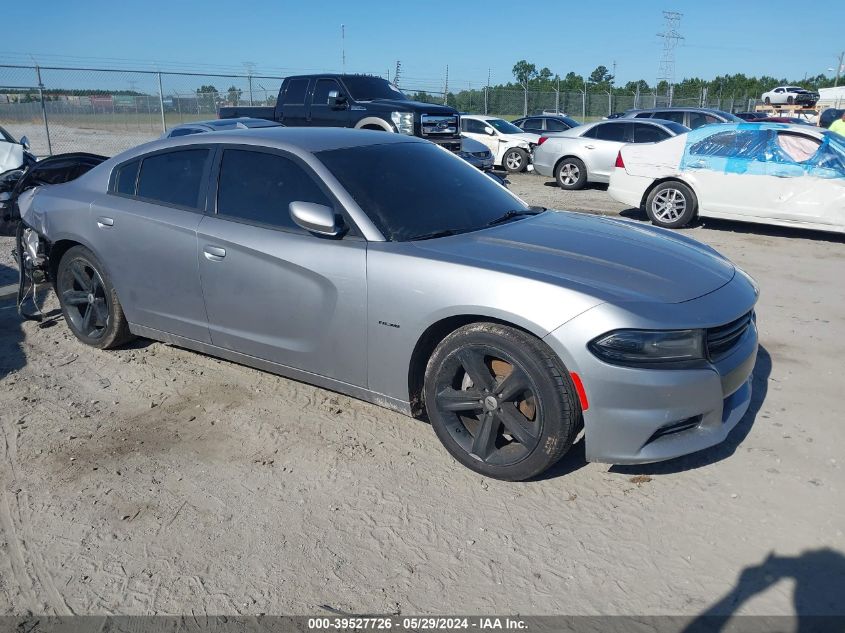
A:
<box><xmin>1</xmin><ymin>171</ymin><xmax>844</xmax><ymax>617</ymax></box>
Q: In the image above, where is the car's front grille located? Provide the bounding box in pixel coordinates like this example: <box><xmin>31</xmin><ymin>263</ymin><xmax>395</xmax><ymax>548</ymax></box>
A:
<box><xmin>707</xmin><ymin>311</ymin><xmax>754</xmax><ymax>360</ymax></box>
<box><xmin>421</xmin><ymin>114</ymin><xmax>459</xmax><ymax>137</ymax></box>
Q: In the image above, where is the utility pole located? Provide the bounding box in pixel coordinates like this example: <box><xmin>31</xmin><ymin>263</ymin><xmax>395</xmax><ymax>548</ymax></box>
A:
<box><xmin>394</xmin><ymin>60</ymin><xmax>402</xmax><ymax>87</ymax></box>
<box><xmin>242</xmin><ymin>61</ymin><xmax>255</xmax><ymax>105</ymax></box>
<box><xmin>657</xmin><ymin>11</ymin><xmax>684</xmax><ymax>101</ymax></box>
<box><xmin>341</xmin><ymin>25</ymin><xmax>346</xmax><ymax>73</ymax></box>
<box><xmin>443</xmin><ymin>65</ymin><xmax>449</xmax><ymax>105</ymax></box>
<box><xmin>484</xmin><ymin>68</ymin><xmax>490</xmax><ymax>115</ymax></box>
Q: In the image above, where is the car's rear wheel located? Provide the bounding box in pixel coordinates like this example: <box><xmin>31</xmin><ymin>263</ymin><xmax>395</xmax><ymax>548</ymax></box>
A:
<box><xmin>555</xmin><ymin>157</ymin><xmax>587</xmax><ymax>190</ymax></box>
<box><xmin>56</xmin><ymin>245</ymin><xmax>133</xmax><ymax>349</ymax></box>
<box><xmin>787</xmin><ymin>96</ymin><xmax>794</xmax><ymax>105</ymax></box>
<box><xmin>645</xmin><ymin>181</ymin><xmax>698</xmax><ymax>229</ymax></box>
<box><xmin>423</xmin><ymin>322</ymin><xmax>580</xmax><ymax>481</ymax></box>
<box><xmin>502</xmin><ymin>148</ymin><xmax>528</xmax><ymax>173</ymax></box>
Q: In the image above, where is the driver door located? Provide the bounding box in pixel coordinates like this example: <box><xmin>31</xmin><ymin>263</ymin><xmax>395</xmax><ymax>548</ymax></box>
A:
<box><xmin>308</xmin><ymin>78</ymin><xmax>350</xmax><ymax>127</ymax></box>
<box><xmin>197</xmin><ymin>146</ymin><xmax>368</xmax><ymax>386</ymax></box>
<box><xmin>462</xmin><ymin>119</ymin><xmax>499</xmax><ymax>155</ymax></box>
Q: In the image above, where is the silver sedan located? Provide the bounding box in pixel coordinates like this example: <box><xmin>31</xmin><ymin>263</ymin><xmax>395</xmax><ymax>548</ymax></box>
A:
<box><xmin>17</xmin><ymin>128</ymin><xmax>758</xmax><ymax>480</ymax></box>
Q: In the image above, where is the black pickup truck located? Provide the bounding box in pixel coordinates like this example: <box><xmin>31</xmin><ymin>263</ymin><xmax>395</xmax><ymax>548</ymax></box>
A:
<box><xmin>219</xmin><ymin>74</ymin><xmax>461</xmax><ymax>151</ymax></box>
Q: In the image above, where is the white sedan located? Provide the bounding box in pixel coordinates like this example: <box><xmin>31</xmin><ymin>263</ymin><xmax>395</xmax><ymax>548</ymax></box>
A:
<box><xmin>460</xmin><ymin>115</ymin><xmax>539</xmax><ymax>172</ymax></box>
<box><xmin>608</xmin><ymin>122</ymin><xmax>845</xmax><ymax>234</ymax></box>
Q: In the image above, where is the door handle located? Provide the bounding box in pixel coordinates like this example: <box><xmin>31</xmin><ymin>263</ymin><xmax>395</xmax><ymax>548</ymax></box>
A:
<box><xmin>583</xmin><ymin>144</ymin><xmax>596</xmax><ymax>149</ymax></box>
<box><xmin>203</xmin><ymin>246</ymin><xmax>226</xmax><ymax>261</ymax></box>
<box><xmin>96</xmin><ymin>216</ymin><xmax>114</xmax><ymax>228</ymax></box>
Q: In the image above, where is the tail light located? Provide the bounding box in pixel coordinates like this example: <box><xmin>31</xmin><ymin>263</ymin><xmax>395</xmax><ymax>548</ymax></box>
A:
<box><xmin>537</xmin><ymin>136</ymin><xmax>548</xmax><ymax>146</ymax></box>
<box><xmin>614</xmin><ymin>151</ymin><xmax>625</xmax><ymax>168</ymax></box>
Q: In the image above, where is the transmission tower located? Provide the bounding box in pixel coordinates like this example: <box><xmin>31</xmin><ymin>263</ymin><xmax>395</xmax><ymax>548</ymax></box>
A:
<box><xmin>656</xmin><ymin>11</ymin><xmax>683</xmax><ymax>100</ymax></box>
<box><xmin>394</xmin><ymin>60</ymin><xmax>402</xmax><ymax>87</ymax></box>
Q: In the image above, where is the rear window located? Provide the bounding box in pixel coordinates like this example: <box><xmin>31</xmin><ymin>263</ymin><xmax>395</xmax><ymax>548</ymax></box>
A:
<box><xmin>114</xmin><ymin>159</ymin><xmax>140</xmax><ymax>195</ymax></box>
<box><xmin>137</xmin><ymin>149</ymin><xmax>209</xmax><ymax>209</ymax></box>
<box><xmin>588</xmin><ymin>122</ymin><xmax>628</xmax><ymax>142</ymax></box>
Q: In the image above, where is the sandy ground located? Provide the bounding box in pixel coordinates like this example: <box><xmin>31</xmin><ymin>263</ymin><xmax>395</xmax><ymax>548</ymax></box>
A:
<box><xmin>1</xmin><ymin>171</ymin><xmax>844</xmax><ymax>618</ymax></box>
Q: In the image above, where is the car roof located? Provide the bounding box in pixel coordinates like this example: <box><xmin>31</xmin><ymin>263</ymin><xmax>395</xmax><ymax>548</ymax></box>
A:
<box><xmin>170</xmin><ymin>118</ymin><xmax>281</xmax><ymax>131</ymax></box>
<box><xmin>700</xmin><ymin>121</ymin><xmax>825</xmax><ymax>136</ymax></box>
<box><xmin>121</xmin><ymin>126</ymin><xmax>426</xmax><ymax>161</ymax></box>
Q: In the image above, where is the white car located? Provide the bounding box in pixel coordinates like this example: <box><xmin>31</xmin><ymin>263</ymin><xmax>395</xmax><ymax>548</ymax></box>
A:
<box><xmin>532</xmin><ymin>119</ymin><xmax>689</xmax><ymax>189</ymax></box>
<box><xmin>608</xmin><ymin>122</ymin><xmax>845</xmax><ymax>234</ymax></box>
<box><xmin>460</xmin><ymin>115</ymin><xmax>539</xmax><ymax>172</ymax></box>
<box><xmin>761</xmin><ymin>86</ymin><xmax>819</xmax><ymax>107</ymax></box>
<box><xmin>0</xmin><ymin>125</ymin><xmax>29</xmax><ymax>174</ymax></box>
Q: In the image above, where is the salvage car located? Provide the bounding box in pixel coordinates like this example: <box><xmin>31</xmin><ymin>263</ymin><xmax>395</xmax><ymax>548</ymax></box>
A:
<box><xmin>460</xmin><ymin>115</ymin><xmax>539</xmax><ymax>172</ymax></box>
<box><xmin>0</xmin><ymin>125</ymin><xmax>35</xmax><ymax>174</ymax></box>
<box><xmin>533</xmin><ymin>119</ymin><xmax>689</xmax><ymax>189</ymax></box>
<box><xmin>608</xmin><ymin>122</ymin><xmax>845</xmax><ymax>233</ymax></box>
<box><xmin>512</xmin><ymin>115</ymin><xmax>580</xmax><ymax>135</ymax></box>
<box><xmin>761</xmin><ymin>86</ymin><xmax>819</xmax><ymax>107</ymax></box>
<box><xmin>17</xmin><ymin>128</ymin><xmax>758</xmax><ymax>481</ymax></box>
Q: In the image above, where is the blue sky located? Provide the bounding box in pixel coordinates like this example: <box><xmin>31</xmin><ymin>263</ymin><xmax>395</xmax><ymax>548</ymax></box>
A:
<box><xmin>2</xmin><ymin>0</ymin><xmax>843</xmax><ymax>90</ymax></box>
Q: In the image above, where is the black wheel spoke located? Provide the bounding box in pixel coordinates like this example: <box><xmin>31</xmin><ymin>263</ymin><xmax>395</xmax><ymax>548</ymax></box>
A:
<box><xmin>70</xmin><ymin>261</ymin><xmax>91</xmax><ymax>291</ymax></box>
<box><xmin>496</xmin><ymin>367</ymin><xmax>530</xmax><ymax>401</ymax></box>
<box><xmin>63</xmin><ymin>290</ymin><xmax>89</xmax><ymax>306</ymax></box>
<box><xmin>470</xmin><ymin>412</ymin><xmax>499</xmax><ymax>461</ymax></box>
<box><xmin>436</xmin><ymin>387</ymin><xmax>484</xmax><ymax>412</ymax></box>
<box><xmin>456</xmin><ymin>349</ymin><xmax>495</xmax><ymax>391</ymax></box>
<box><xmin>496</xmin><ymin>402</ymin><xmax>538</xmax><ymax>446</ymax></box>
<box><xmin>81</xmin><ymin>304</ymin><xmax>94</xmax><ymax>332</ymax></box>
<box><xmin>91</xmin><ymin>299</ymin><xmax>108</xmax><ymax>327</ymax></box>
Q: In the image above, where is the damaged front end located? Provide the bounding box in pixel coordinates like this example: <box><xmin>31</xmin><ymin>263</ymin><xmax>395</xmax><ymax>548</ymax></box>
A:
<box><xmin>7</xmin><ymin>152</ymin><xmax>107</xmax><ymax>320</ymax></box>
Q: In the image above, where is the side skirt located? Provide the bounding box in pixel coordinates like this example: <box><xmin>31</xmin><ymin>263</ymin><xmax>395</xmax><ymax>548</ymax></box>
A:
<box><xmin>128</xmin><ymin>323</ymin><xmax>414</xmax><ymax>417</ymax></box>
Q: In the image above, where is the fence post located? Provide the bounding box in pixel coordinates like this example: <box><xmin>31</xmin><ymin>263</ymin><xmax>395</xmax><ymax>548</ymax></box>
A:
<box><xmin>607</xmin><ymin>90</ymin><xmax>612</xmax><ymax>116</ymax></box>
<box><xmin>248</xmin><ymin>74</ymin><xmax>254</xmax><ymax>106</ymax></box>
<box><xmin>34</xmin><ymin>65</ymin><xmax>53</xmax><ymax>156</ymax></box>
<box><xmin>157</xmin><ymin>72</ymin><xmax>166</xmax><ymax>134</ymax></box>
<box><xmin>523</xmin><ymin>84</ymin><xmax>527</xmax><ymax>117</ymax></box>
<box><xmin>484</xmin><ymin>86</ymin><xmax>488</xmax><ymax>115</ymax></box>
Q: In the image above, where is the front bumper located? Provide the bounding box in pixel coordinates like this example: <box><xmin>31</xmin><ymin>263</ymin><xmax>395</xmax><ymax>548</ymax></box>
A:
<box><xmin>543</xmin><ymin>276</ymin><xmax>758</xmax><ymax>464</ymax></box>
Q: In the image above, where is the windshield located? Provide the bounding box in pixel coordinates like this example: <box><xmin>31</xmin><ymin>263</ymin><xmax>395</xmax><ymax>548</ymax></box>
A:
<box><xmin>317</xmin><ymin>142</ymin><xmax>528</xmax><ymax>241</ymax></box>
<box><xmin>487</xmin><ymin>119</ymin><xmax>524</xmax><ymax>134</ymax></box>
<box><xmin>342</xmin><ymin>76</ymin><xmax>407</xmax><ymax>101</ymax></box>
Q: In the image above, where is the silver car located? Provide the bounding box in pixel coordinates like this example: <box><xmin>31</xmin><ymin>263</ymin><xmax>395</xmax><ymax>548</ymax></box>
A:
<box><xmin>17</xmin><ymin>128</ymin><xmax>758</xmax><ymax>481</ymax></box>
<box><xmin>533</xmin><ymin>119</ymin><xmax>689</xmax><ymax>190</ymax></box>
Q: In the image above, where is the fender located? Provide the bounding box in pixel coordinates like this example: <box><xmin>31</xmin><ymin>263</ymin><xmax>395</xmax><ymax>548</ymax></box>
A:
<box><xmin>354</xmin><ymin>117</ymin><xmax>395</xmax><ymax>132</ymax></box>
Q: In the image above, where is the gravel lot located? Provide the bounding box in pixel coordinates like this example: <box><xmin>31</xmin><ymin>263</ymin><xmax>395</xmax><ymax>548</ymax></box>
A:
<box><xmin>1</xmin><ymin>169</ymin><xmax>844</xmax><ymax>617</ymax></box>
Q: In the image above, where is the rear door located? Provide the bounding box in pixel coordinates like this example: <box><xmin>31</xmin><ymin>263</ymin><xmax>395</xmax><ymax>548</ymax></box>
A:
<box><xmin>196</xmin><ymin>145</ymin><xmax>367</xmax><ymax>385</ymax></box>
<box><xmin>308</xmin><ymin>78</ymin><xmax>350</xmax><ymax>127</ymax></box>
<box><xmin>278</xmin><ymin>78</ymin><xmax>310</xmax><ymax>126</ymax></box>
<box><xmin>581</xmin><ymin>122</ymin><xmax>631</xmax><ymax>181</ymax></box>
<box><xmin>91</xmin><ymin>148</ymin><xmax>213</xmax><ymax>342</ymax></box>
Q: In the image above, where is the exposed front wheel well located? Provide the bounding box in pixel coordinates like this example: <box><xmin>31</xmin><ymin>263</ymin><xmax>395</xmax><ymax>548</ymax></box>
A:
<box><xmin>407</xmin><ymin>315</ymin><xmax>539</xmax><ymax>418</ymax></box>
<box><xmin>46</xmin><ymin>239</ymin><xmax>82</xmax><ymax>285</ymax></box>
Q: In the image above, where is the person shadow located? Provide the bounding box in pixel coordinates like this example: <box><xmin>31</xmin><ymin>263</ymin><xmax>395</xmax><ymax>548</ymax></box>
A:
<box><xmin>682</xmin><ymin>549</ymin><xmax>845</xmax><ymax>633</ymax></box>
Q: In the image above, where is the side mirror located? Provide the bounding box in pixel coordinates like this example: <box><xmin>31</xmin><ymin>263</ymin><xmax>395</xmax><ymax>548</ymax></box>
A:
<box><xmin>289</xmin><ymin>201</ymin><xmax>344</xmax><ymax>237</ymax></box>
<box><xmin>484</xmin><ymin>126</ymin><xmax>495</xmax><ymax>135</ymax></box>
<box><xmin>327</xmin><ymin>89</ymin><xmax>347</xmax><ymax>107</ymax></box>
<box><xmin>19</xmin><ymin>136</ymin><xmax>30</xmax><ymax>150</ymax></box>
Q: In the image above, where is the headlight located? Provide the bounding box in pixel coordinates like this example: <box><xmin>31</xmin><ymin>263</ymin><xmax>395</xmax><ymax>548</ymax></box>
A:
<box><xmin>589</xmin><ymin>329</ymin><xmax>706</xmax><ymax>366</ymax></box>
<box><xmin>391</xmin><ymin>111</ymin><xmax>414</xmax><ymax>135</ymax></box>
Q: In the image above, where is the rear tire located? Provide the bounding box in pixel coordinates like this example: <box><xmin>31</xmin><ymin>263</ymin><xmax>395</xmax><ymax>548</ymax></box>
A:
<box><xmin>502</xmin><ymin>148</ymin><xmax>528</xmax><ymax>173</ymax></box>
<box><xmin>423</xmin><ymin>322</ymin><xmax>580</xmax><ymax>481</ymax></box>
<box><xmin>787</xmin><ymin>96</ymin><xmax>794</xmax><ymax>105</ymax></box>
<box><xmin>56</xmin><ymin>245</ymin><xmax>133</xmax><ymax>349</ymax></box>
<box><xmin>554</xmin><ymin>157</ymin><xmax>587</xmax><ymax>190</ymax></box>
<box><xmin>645</xmin><ymin>181</ymin><xmax>698</xmax><ymax>229</ymax></box>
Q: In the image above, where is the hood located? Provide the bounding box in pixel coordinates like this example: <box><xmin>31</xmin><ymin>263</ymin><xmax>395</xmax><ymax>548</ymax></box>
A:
<box><xmin>363</xmin><ymin>99</ymin><xmax>458</xmax><ymax>115</ymax></box>
<box><xmin>411</xmin><ymin>211</ymin><xmax>735</xmax><ymax>304</ymax></box>
<box><xmin>0</xmin><ymin>142</ymin><xmax>24</xmax><ymax>174</ymax></box>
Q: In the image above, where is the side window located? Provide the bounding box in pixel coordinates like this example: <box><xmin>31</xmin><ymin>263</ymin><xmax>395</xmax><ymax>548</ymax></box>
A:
<box><xmin>464</xmin><ymin>119</ymin><xmax>489</xmax><ymax>134</ymax></box>
<box><xmin>688</xmin><ymin>130</ymin><xmax>771</xmax><ymax>159</ymax></box>
<box><xmin>216</xmin><ymin>149</ymin><xmax>331</xmax><ymax>231</ymax></box>
<box><xmin>592</xmin><ymin>122</ymin><xmax>627</xmax><ymax>142</ymax></box>
<box><xmin>522</xmin><ymin>118</ymin><xmax>543</xmax><ymax>130</ymax></box>
<box><xmin>654</xmin><ymin>111</ymin><xmax>686</xmax><ymax>124</ymax></box>
<box><xmin>137</xmin><ymin>149</ymin><xmax>209</xmax><ymax>209</ymax></box>
<box><xmin>545</xmin><ymin>118</ymin><xmax>568</xmax><ymax>131</ymax></box>
<box><xmin>634</xmin><ymin>112</ymin><xmax>653</xmax><ymax>119</ymax></box>
<box><xmin>114</xmin><ymin>159</ymin><xmax>140</xmax><ymax>195</ymax></box>
<box><xmin>284</xmin><ymin>79</ymin><xmax>309</xmax><ymax>104</ymax></box>
<box><xmin>633</xmin><ymin>123</ymin><xmax>669</xmax><ymax>143</ymax></box>
<box><xmin>312</xmin><ymin>79</ymin><xmax>342</xmax><ymax>106</ymax></box>
<box><xmin>688</xmin><ymin>112</ymin><xmax>720</xmax><ymax>129</ymax></box>
<box><xmin>774</xmin><ymin>132</ymin><xmax>821</xmax><ymax>163</ymax></box>
<box><xmin>511</xmin><ymin>118</ymin><xmax>525</xmax><ymax>128</ymax></box>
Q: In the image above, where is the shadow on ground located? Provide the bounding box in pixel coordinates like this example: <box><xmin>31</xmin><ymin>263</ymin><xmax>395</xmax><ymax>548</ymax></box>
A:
<box><xmin>534</xmin><ymin>345</ymin><xmax>772</xmax><ymax>481</ymax></box>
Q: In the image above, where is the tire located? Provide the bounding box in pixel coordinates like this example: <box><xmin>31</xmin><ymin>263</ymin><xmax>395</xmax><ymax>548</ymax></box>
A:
<box><xmin>764</xmin><ymin>96</ymin><xmax>771</xmax><ymax>105</ymax></box>
<box><xmin>502</xmin><ymin>148</ymin><xmax>528</xmax><ymax>173</ymax></box>
<box><xmin>56</xmin><ymin>245</ymin><xmax>133</xmax><ymax>349</ymax></box>
<box><xmin>423</xmin><ymin>322</ymin><xmax>581</xmax><ymax>481</ymax></box>
<box><xmin>787</xmin><ymin>96</ymin><xmax>794</xmax><ymax>105</ymax></box>
<box><xmin>645</xmin><ymin>181</ymin><xmax>698</xmax><ymax>229</ymax></box>
<box><xmin>554</xmin><ymin>157</ymin><xmax>587</xmax><ymax>190</ymax></box>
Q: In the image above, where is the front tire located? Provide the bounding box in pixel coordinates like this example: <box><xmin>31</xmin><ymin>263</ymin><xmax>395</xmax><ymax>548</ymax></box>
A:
<box><xmin>764</xmin><ymin>96</ymin><xmax>771</xmax><ymax>105</ymax></box>
<box><xmin>502</xmin><ymin>148</ymin><xmax>528</xmax><ymax>173</ymax></box>
<box><xmin>787</xmin><ymin>96</ymin><xmax>794</xmax><ymax>105</ymax></box>
<box><xmin>645</xmin><ymin>181</ymin><xmax>698</xmax><ymax>229</ymax></box>
<box><xmin>423</xmin><ymin>323</ymin><xmax>581</xmax><ymax>481</ymax></box>
<box><xmin>554</xmin><ymin>157</ymin><xmax>587</xmax><ymax>190</ymax></box>
<box><xmin>56</xmin><ymin>245</ymin><xmax>133</xmax><ymax>349</ymax></box>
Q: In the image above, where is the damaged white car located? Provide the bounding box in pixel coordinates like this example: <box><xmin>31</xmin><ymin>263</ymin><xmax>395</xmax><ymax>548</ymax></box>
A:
<box><xmin>608</xmin><ymin>122</ymin><xmax>845</xmax><ymax>234</ymax></box>
<box><xmin>0</xmin><ymin>125</ymin><xmax>35</xmax><ymax>174</ymax></box>
<box><xmin>460</xmin><ymin>115</ymin><xmax>539</xmax><ymax>173</ymax></box>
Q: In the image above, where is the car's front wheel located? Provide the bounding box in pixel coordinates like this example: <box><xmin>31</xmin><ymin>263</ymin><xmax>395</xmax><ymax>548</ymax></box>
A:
<box><xmin>502</xmin><ymin>148</ymin><xmax>528</xmax><ymax>173</ymax></box>
<box><xmin>645</xmin><ymin>181</ymin><xmax>698</xmax><ymax>229</ymax></box>
<box><xmin>764</xmin><ymin>97</ymin><xmax>771</xmax><ymax>104</ymax></box>
<box><xmin>56</xmin><ymin>245</ymin><xmax>133</xmax><ymax>349</ymax></box>
<box><xmin>424</xmin><ymin>322</ymin><xmax>581</xmax><ymax>481</ymax></box>
<box><xmin>554</xmin><ymin>157</ymin><xmax>587</xmax><ymax>190</ymax></box>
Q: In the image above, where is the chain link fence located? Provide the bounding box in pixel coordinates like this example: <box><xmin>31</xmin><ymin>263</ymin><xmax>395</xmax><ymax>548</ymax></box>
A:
<box><xmin>1</xmin><ymin>63</ymin><xmax>766</xmax><ymax>158</ymax></box>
